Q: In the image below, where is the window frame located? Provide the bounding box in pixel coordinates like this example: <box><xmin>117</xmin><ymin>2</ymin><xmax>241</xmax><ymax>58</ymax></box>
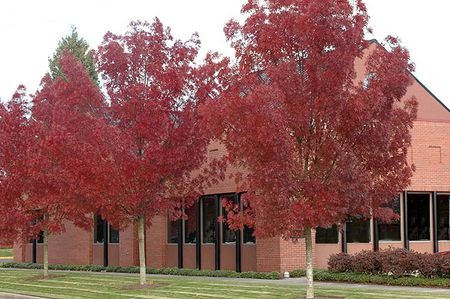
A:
<box><xmin>437</xmin><ymin>193</ymin><xmax>450</xmax><ymax>241</ymax></box>
<box><xmin>346</xmin><ymin>218</ymin><xmax>371</xmax><ymax>243</ymax></box>
<box><xmin>315</xmin><ymin>224</ymin><xmax>339</xmax><ymax>244</ymax></box>
<box><xmin>165</xmin><ymin>193</ymin><xmax>257</xmax><ymax>246</ymax></box>
<box><xmin>407</xmin><ymin>193</ymin><xmax>431</xmax><ymax>241</ymax></box>
<box><xmin>93</xmin><ymin>214</ymin><xmax>120</xmax><ymax>244</ymax></box>
<box><xmin>378</xmin><ymin>196</ymin><xmax>401</xmax><ymax>242</ymax></box>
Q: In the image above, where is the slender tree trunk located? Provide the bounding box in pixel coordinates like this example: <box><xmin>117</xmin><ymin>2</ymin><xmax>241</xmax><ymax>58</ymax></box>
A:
<box><xmin>138</xmin><ymin>215</ymin><xmax>146</xmax><ymax>285</ymax></box>
<box><xmin>43</xmin><ymin>228</ymin><xmax>49</xmax><ymax>278</ymax></box>
<box><xmin>305</xmin><ymin>226</ymin><xmax>314</xmax><ymax>299</ymax></box>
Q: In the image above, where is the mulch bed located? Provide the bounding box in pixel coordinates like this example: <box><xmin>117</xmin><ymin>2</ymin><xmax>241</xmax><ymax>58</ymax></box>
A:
<box><xmin>121</xmin><ymin>282</ymin><xmax>170</xmax><ymax>290</ymax></box>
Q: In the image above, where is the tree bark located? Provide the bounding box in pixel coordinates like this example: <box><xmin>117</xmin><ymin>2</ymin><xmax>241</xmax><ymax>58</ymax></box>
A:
<box><xmin>305</xmin><ymin>226</ymin><xmax>314</xmax><ymax>299</ymax></box>
<box><xmin>138</xmin><ymin>215</ymin><xmax>146</xmax><ymax>285</ymax></box>
<box><xmin>43</xmin><ymin>228</ymin><xmax>49</xmax><ymax>278</ymax></box>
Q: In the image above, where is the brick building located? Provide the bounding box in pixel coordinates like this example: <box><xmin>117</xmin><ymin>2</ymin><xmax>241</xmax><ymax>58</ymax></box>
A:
<box><xmin>13</xmin><ymin>43</ymin><xmax>450</xmax><ymax>273</ymax></box>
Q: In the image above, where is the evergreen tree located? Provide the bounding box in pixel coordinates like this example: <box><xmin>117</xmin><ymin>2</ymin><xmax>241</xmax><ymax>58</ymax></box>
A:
<box><xmin>49</xmin><ymin>26</ymin><xmax>98</xmax><ymax>84</ymax></box>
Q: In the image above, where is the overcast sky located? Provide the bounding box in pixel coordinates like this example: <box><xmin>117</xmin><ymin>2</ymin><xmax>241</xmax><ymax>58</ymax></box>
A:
<box><xmin>1</xmin><ymin>0</ymin><xmax>449</xmax><ymax>108</ymax></box>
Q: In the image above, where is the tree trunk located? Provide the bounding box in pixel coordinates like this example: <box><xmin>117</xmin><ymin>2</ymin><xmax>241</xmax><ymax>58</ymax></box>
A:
<box><xmin>43</xmin><ymin>228</ymin><xmax>49</xmax><ymax>278</ymax></box>
<box><xmin>138</xmin><ymin>215</ymin><xmax>146</xmax><ymax>285</ymax></box>
<box><xmin>305</xmin><ymin>226</ymin><xmax>314</xmax><ymax>299</ymax></box>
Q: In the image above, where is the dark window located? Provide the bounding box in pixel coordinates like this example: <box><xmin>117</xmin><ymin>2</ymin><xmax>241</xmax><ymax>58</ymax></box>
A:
<box><xmin>185</xmin><ymin>204</ymin><xmax>197</xmax><ymax>244</ymax></box>
<box><xmin>316</xmin><ymin>225</ymin><xmax>338</xmax><ymax>244</ymax></box>
<box><xmin>243</xmin><ymin>226</ymin><xmax>255</xmax><ymax>244</ymax></box>
<box><xmin>202</xmin><ymin>197</ymin><xmax>216</xmax><ymax>243</ymax></box>
<box><xmin>94</xmin><ymin>214</ymin><xmax>119</xmax><ymax>243</ymax></box>
<box><xmin>437</xmin><ymin>194</ymin><xmax>450</xmax><ymax>240</ymax></box>
<box><xmin>94</xmin><ymin>215</ymin><xmax>105</xmax><ymax>243</ymax></box>
<box><xmin>378</xmin><ymin>197</ymin><xmax>401</xmax><ymax>241</ymax></box>
<box><xmin>407</xmin><ymin>194</ymin><xmax>430</xmax><ymax>241</ymax></box>
<box><xmin>109</xmin><ymin>226</ymin><xmax>119</xmax><ymax>244</ymax></box>
<box><xmin>167</xmin><ymin>219</ymin><xmax>179</xmax><ymax>244</ymax></box>
<box><xmin>346</xmin><ymin>219</ymin><xmax>370</xmax><ymax>243</ymax></box>
<box><xmin>221</xmin><ymin>195</ymin><xmax>236</xmax><ymax>243</ymax></box>
<box><xmin>37</xmin><ymin>231</ymin><xmax>44</xmax><ymax>244</ymax></box>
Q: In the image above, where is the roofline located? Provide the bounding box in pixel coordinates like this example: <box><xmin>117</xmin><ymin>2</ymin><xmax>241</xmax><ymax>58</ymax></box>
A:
<box><xmin>409</xmin><ymin>73</ymin><xmax>450</xmax><ymax>114</ymax></box>
<box><xmin>366</xmin><ymin>38</ymin><xmax>450</xmax><ymax>114</ymax></box>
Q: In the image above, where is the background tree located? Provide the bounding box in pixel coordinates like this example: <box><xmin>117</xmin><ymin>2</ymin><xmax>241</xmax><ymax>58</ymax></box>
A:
<box><xmin>49</xmin><ymin>26</ymin><xmax>98</xmax><ymax>83</ymax></box>
<box><xmin>208</xmin><ymin>0</ymin><xmax>417</xmax><ymax>298</ymax></box>
<box><xmin>95</xmin><ymin>19</ymin><xmax>227</xmax><ymax>285</ymax></box>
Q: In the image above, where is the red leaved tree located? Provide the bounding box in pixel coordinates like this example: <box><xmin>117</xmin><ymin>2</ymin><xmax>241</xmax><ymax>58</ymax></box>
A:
<box><xmin>207</xmin><ymin>1</ymin><xmax>417</xmax><ymax>297</ymax></box>
<box><xmin>0</xmin><ymin>53</ymin><xmax>109</xmax><ymax>277</ymax></box>
<box><xmin>95</xmin><ymin>19</ymin><xmax>228</xmax><ymax>285</ymax></box>
<box><xmin>0</xmin><ymin>86</ymin><xmax>35</xmax><ymax>247</ymax></box>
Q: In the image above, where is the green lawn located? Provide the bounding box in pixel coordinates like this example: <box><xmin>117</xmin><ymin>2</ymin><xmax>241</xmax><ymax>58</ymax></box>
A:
<box><xmin>0</xmin><ymin>248</ymin><xmax>13</xmax><ymax>258</ymax></box>
<box><xmin>1</xmin><ymin>269</ymin><xmax>450</xmax><ymax>298</ymax></box>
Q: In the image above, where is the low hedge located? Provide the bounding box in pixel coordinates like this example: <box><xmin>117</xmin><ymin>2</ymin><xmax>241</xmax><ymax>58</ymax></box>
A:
<box><xmin>289</xmin><ymin>268</ymin><xmax>306</xmax><ymax>278</ymax></box>
<box><xmin>315</xmin><ymin>270</ymin><xmax>450</xmax><ymax>287</ymax></box>
<box><xmin>328</xmin><ymin>248</ymin><xmax>450</xmax><ymax>278</ymax></box>
<box><xmin>0</xmin><ymin>262</ymin><xmax>280</xmax><ymax>280</ymax></box>
<box><xmin>289</xmin><ymin>269</ymin><xmax>450</xmax><ymax>287</ymax></box>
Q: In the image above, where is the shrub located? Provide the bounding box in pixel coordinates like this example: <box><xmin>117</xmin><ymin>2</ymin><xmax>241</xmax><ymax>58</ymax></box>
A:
<box><xmin>289</xmin><ymin>269</ymin><xmax>306</xmax><ymax>277</ymax></box>
<box><xmin>328</xmin><ymin>248</ymin><xmax>450</xmax><ymax>278</ymax></box>
<box><xmin>0</xmin><ymin>262</ymin><xmax>280</xmax><ymax>280</ymax></box>
<box><xmin>328</xmin><ymin>253</ymin><xmax>353</xmax><ymax>272</ymax></box>
<box><xmin>352</xmin><ymin>250</ymin><xmax>381</xmax><ymax>274</ymax></box>
<box><xmin>313</xmin><ymin>270</ymin><xmax>450</xmax><ymax>287</ymax></box>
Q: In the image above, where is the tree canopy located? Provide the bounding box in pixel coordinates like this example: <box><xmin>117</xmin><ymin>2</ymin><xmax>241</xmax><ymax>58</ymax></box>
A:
<box><xmin>205</xmin><ymin>1</ymin><xmax>417</xmax><ymax>297</ymax></box>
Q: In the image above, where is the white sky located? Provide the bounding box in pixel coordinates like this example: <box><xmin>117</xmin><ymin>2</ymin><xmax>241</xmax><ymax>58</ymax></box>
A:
<box><xmin>1</xmin><ymin>0</ymin><xmax>449</xmax><ymax>109</ymax></box>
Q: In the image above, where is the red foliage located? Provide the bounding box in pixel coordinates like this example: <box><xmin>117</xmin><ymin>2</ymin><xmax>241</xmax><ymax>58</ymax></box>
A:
<box><xmin>329</xmin><ymin>248</ymin><xmax>450</xmax><ymax>278</ymax></box>
<box><xmin>0</xmin><ymin>53</ymin><xmax>108</xmax><ymax>242</ymax></box>
<box><xmin>206</xmin><ymin>0</ymin><xmax>417</xmax><ymax>239</ymax></box>
<box><xmin>0</xmin><ymin>85</ymin><xmax>34</xmax><ymax>243</ymax></box>
<box><xmin>95</xmin><ymin>19</ymin><xmax>228</xmax><ymax>228</ymax></box>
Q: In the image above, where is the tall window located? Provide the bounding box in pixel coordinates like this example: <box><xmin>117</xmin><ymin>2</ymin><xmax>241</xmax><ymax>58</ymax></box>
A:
<box><xmin>202</xmin><ymin>197</ymin><xmax>216</xmax><ymax>243</ymax></box>
<box><xmin>167</xmin><ymin>219</ymin><xmax>179</xmax><ymax>244</ymax></box>
<box><xmin>37</xmin><ymin>231</ymin><xmax>44</xmax><ymax>244</ymax></box>
<box><xmin>437</xmin><ymin>194</ymin><xmax>450</xmax><ymax>240</ymax></box>
<box><xmin>94</xmin><ymin>214</ymin><xmax>120</xmax><ymax>244</ymax></box>
<box><xmin>221</xmin><ymin>195</ymin><xmax>236</xmax><ymax>243</ymax></box>
<box><xmin>185</xmin><ymin>204</ymin><xmax>197</xmax><ymax>243</ymax></box>
<box><xmin>166</xmin><ymin>193</ymin><xmax>258</xmax><ymax>245</ymax></box>
<box><xmin>378</xmin><ymin>197</ymin><xmax>401</xmax><ymax>241</ymax></box>
<box><xmin>407</xmin><ymin>194</ymin><xmax>430</xmax><ymax>241</ymax></box>
<box><xmin>243</xmin><ymin>226</ymin><xmax>255</xmax><ymax>243</ymax></box>
<box><xmin>346</xmin><ymin>218</ymin><xmax>370</xmax><ymax>243</ymax></box>
<box><xmin>316</xmin><ymin>225</ymin><xmax>339</xmax><ymax>244</ymax></box>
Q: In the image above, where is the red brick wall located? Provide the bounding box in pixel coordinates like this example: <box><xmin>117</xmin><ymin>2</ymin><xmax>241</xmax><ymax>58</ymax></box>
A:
<box><xmin>408</xmin><ymin>121</ymin><xmax>450</xmax><ymax>192</ymax></box>
<box><xmin>242</xmin><ymin>244</ymin><xmax>256</xmax><ymax>272</ymax></box>
<box><xmin>256</xmin><ymin>237</ymin><xmax>281</xmax><ymax>272</ymax></box>
<box><xmin>119</xmin><ymin>224</ymin><xmax>137</xmax><ymax>267</ymax></box>
<box><xmin>145</xmin><ymin>215</ymin><xmax>166</xmax><ymax>268</ymax></box>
